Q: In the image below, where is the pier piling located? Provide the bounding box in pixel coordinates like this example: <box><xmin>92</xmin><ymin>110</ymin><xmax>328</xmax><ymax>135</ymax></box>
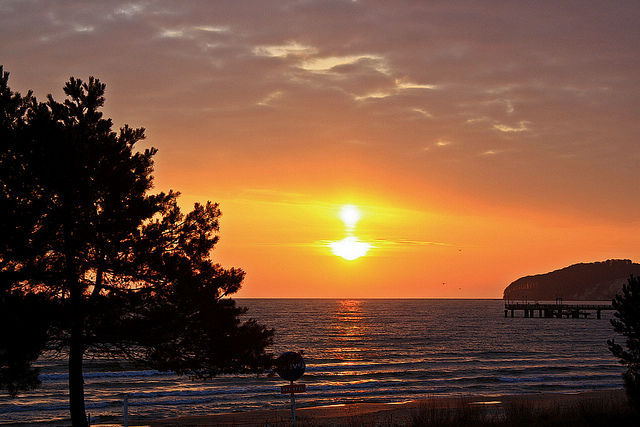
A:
<box><xmin>503</xmin><ymin>302</ymin><xmax>613</xmax><ymax>319</ymax></box>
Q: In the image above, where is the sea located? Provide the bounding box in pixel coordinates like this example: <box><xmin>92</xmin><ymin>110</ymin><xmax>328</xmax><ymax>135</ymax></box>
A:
<box><xmin>0</xmin><ymin>299</ymin><xmax>626</xmax><ymax>426</ymax></box>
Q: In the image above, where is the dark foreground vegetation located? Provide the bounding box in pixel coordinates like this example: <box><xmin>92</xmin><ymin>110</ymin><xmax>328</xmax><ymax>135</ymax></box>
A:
<box><xmin>299</xmin><ymin>396</ymin><xmax>638</xmax><ymax>427</ymax></box>
<box><xmin>405</xmin><ymin>397</ymin><xmax>637</xmax><ymax>427</ymax></box>
<box><xmin>153</xmin><ymin>392</ymin><xmax>636</xmax><ymax>427</ymax></box>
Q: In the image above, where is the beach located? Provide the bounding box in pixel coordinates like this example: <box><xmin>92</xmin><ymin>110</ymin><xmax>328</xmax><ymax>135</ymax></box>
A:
<box><xmin>148</xmin><ymin>389</ymin><xmax>629</xmax><ymax>426</ymax></box>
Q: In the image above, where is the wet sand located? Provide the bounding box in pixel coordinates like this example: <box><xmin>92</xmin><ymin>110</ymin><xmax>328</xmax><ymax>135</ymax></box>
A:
<box><xmin>147</xmin><ymin>389</ymin><xmax>626</xmax><ymax>426</ymax></box>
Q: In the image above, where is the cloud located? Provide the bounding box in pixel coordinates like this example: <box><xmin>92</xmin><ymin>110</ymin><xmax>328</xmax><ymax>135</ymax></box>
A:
<box><xmin>159</xmin><ymin>28</ymin><xmax>185</xmax><ymax>38</ymax></box>
<box><xmin>493</xmin><ymin>121</ymin><xmax>530</xmax><ymax>132</ymax></box>
<box><xmin>253</xmin><ymin>41</ymin><xmax>317</xmax><ymax>58</ymax></box>
<box><xmin>1</xmin><ymin>0</ymin><xmax>638</xmax><ymax>225</ymax></box>
<box><xmin>112</xmin><ymin>3</ymin><xmax>146</xmax><ymax>18</ymax></box>
<box><xmin>255</xmin><ymin>90</ymin><xmax>283</xmax><ymax>107</ymax></box>
<box><xmin>482</xmin><ymin>149</ymin><xmax>503</xmax><ymax>156</ymax></box>
<box><xmin>395</xmin><ymin>80</ymin><xmax>436</xmax><ymax>90</ymax></box>
<box><xmin>311</xmin><ymin>238</ymin><xmax>454</xmax><ymax>251</ymax></box>
<box><xmin>411</xmin><ymin>108</ymin><xmax>432</xmax><ymax>118</ymax></box>
<box><xmin>313</xmin><ymin>55</ymin><xmax>384</xmax><ymax>71</ymax></box>
<box><xmin>352</xmin><ymin>76</ymin><xmax>436</xmax><ymax>101</ymax></box>
<box><xmin>372</xmin><ymin>239</ymin><xmax>455</xmax><ymax>248</ymax></box>
<box><xmin>194</xmin><ymin>25</ymin><xmax>230</xmax><ymax>33</ymax></box>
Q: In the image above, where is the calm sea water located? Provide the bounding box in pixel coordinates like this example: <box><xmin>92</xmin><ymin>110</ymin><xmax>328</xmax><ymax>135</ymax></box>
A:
<box><xmin>0</xmin><ymin>299</ymin><xmax>625</xmax><ymax>425</ymax></box>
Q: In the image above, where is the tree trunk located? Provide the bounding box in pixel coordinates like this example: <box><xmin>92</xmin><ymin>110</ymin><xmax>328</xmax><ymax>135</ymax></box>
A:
<box><xmin>64</xmin><ymin>225</ymin><xmax>88</xmax><ymax>427</ymax></box>
<box><xmin>68</xmin><ymin>287</ymin><xmax>88</xmax><ymax>427</ymax></box>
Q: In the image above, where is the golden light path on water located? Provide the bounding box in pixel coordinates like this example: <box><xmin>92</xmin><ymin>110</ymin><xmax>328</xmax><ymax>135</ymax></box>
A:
<box><xmin>330</xmin><ymin>205</ymin><xmax>372</xmax><ymax>260</ymax></box>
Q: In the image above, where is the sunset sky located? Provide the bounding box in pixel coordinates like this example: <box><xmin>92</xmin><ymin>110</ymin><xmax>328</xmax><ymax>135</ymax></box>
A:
<box><xmin>2</xmin><ymin>1</ymin><xmax>639</xmax><ymax>298</ymax></box>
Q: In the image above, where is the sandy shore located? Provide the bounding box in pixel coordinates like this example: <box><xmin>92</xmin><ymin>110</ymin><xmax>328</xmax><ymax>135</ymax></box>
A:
<box><xmin>147</xmin><ymin>389</ymin><xmax>627</xmax><ymax>427</ymax></box>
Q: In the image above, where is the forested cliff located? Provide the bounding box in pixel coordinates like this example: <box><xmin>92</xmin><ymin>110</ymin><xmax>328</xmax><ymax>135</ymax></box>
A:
<box><xmin>503</xmin><ymin>260</ymin><xmax>640</xmax><ymax>301</ymax></box>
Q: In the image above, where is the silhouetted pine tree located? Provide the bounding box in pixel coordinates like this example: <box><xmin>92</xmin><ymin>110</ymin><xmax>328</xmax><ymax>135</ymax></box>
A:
<box><xmin>608</xmin><ymin>275</ymin><xmax>640</xmax><ymax>413</ymax></box>
<box><xmin>0</xmin><ymin>67</ymin><xmax>274</xmax><ymax>427</ymax></box>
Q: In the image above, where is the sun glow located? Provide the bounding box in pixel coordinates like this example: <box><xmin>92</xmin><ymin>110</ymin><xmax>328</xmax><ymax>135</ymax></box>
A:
<box><xmin>330</xmin><ymin>205</ymin><xmax>371</xmax><ymax>260</ymax></box>
<box><xmin>340</xmin><ymin>205</ymin><xmax>361</xmax><ymax>229</ymax></box>
<box><xmin>330</xmin><ymin>236</ymin><xmax>371</xmax><ymax>261</ymax></box>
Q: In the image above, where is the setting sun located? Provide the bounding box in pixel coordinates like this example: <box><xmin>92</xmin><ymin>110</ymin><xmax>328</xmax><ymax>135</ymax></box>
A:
<box><xmin>330</xmin><ymin>236</ymin><xmax>371</xmax><ymax>261</ymax></box>
<box><xmin>330</xmin><ymin>205</ymin><xmax>371</xmax><ymax>260</ymax></box>
<box><xmin>340</xmin><ymin>205</ymin><xmax>361</xmax><ymax>229</ymax></box>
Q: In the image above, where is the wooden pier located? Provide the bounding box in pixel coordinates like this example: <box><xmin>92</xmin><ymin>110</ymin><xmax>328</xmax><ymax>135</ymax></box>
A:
<box><xmin>504</xmin><ymin>302</ymin><xmax>614</xmax><ymax>319</ymax></box>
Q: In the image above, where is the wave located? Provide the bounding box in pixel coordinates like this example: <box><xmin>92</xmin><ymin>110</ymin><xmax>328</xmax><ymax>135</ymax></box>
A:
<box><xmin>40</xmin><ymin>369</ymin><xmax>175</xmax><ymax>382</ymax></box>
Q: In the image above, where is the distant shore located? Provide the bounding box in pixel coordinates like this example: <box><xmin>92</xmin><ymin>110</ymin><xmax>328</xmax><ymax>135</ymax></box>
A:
<box><xmin>147</xmin><ymin>389</ymin><xmax>631</xmax><ymax>426</ymax></box>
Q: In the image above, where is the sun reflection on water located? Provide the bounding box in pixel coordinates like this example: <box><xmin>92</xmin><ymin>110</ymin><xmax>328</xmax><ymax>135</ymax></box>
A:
<box><xmin>329</xmin><ymin>300</ymin><xmax>375</xmax><ymax>361</ymax></box>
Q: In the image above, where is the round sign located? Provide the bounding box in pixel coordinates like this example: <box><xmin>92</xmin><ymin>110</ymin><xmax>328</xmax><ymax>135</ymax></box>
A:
<box><xmin>276</xmin><ymin>352</ymin><xmax>305</xmax><ymax>382</ymax></box>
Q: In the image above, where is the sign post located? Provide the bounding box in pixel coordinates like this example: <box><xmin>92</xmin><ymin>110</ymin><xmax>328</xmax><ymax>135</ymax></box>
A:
<box><xmin>289</xmin><ymin>380</ymin><xmax>296</xmax><ymax>425</ymax></box>
<box><xmin>123</xmin><ymin>394</ymin><xmax>128</xmax><ymax>427</ymax></box>
<box><xmin>276</xmin><ymin>352</ymin><xmax>306</xmax><ymax>427</ymax></box>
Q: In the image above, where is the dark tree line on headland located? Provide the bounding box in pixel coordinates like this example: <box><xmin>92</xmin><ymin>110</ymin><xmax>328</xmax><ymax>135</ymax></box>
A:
<box><xmin>503</xmin><ymin>260</ymin><xmax>640</xmax><ymax>301</ymax></box>
<box><xmin>0</xmin><ymin>67</ymin><xmax>274</xmax><ymax>426</ymax></box>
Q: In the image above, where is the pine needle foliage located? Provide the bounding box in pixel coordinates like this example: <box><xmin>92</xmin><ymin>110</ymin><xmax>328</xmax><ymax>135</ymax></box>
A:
<box><xmin>608</xmin><ymin>275</ymin><xmax>640</xmax><ymax>413</ymax></box>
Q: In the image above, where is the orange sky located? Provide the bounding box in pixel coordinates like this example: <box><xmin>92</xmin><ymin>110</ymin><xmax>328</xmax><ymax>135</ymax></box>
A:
<box><xmin>2</xmin><ymin>1</ymin><xmax>639</xmax><ymax>298</ymax></box>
